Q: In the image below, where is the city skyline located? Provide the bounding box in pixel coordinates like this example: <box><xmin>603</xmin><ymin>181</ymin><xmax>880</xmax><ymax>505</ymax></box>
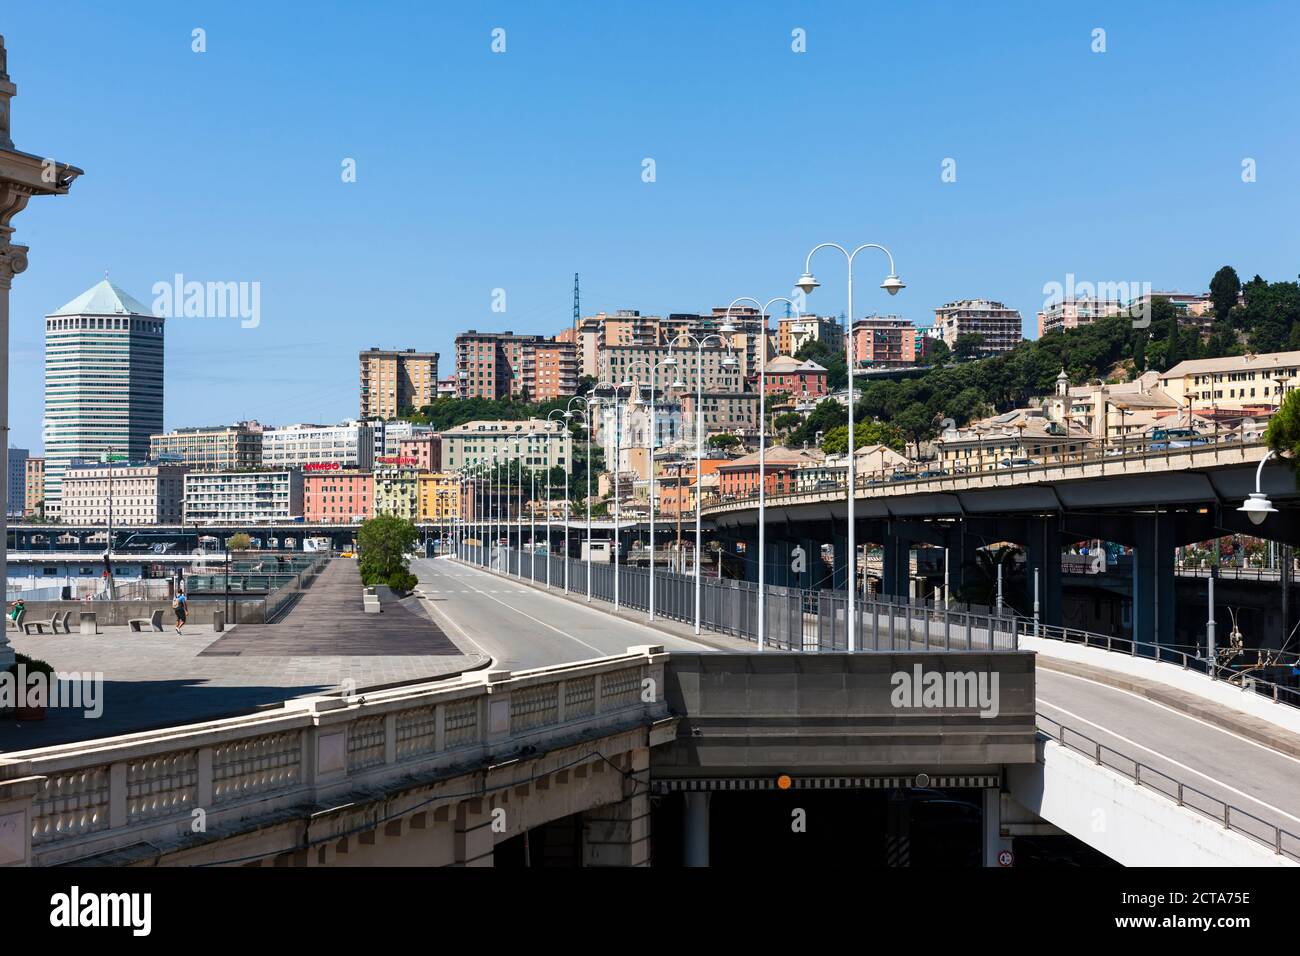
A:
<box><xmin>5</xmin><ymin>1</ymin><xmax>1298</xmax><ymax>450</ymax></box>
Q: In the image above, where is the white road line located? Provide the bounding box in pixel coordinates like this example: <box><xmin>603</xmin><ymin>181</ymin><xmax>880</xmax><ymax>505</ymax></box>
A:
<box><xmin>1041</xmin><ymin>668</ymin><xmax>1300</xmax><ymax>768</ymax></box>
<box><xmin>1038</xmin><ymin>697</ymin><xmax>1300</xmax><ymax>827</ymax></box>
<box><xmin>448</xmin><ymin>558</ymin><xmax>716</xmax><ymax>653</ymax></box>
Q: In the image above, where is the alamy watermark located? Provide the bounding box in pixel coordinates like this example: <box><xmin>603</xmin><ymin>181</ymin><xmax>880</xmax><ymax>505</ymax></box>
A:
<box><xmin>152</xmin><ymin>274</ymin><xmax>261</xmax><ymax>329</ymax></box>
<box><xmin>890</xmin><ymin>663</ymin><xmax>1000</xmax><ymax>719</ymax></box>
<box><xmin>1042</xmin><ymin>273</ymin><xmax>1153</xmax><ymax>329</ymax></box>
<box><xmin>0</xmin><ymin>665</ymin><xmax>103</xmax><ymax>718</ymax></box>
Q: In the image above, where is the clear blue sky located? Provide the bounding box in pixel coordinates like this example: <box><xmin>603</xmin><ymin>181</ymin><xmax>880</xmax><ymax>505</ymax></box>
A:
<box><xmin>5</xmin><ymin>0</ymin><xmax>1299</xmax><ymax>451</ymax></box>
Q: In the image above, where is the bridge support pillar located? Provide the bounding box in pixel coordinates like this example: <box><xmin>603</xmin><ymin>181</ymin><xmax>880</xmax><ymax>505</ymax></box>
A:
<box><xmin>882</xmin><ymin>530</ymin><xmax>912</xmax><ymax>600</ymax></box>
<box><xmin>581</xmin><ymin>747</ymin><xmax>651</xmax><ymax>866</ymax></box>
<box><xmin>1132</xmin><ymin>512</ymin><xmax>1176</xmax><ymax>648</ymax></box>
<box><xmin>737</xmin><ymin>532</ymin><xmax>760</xmax><ymax>584</ymax></box>
<box><xmin>831</xmin><ymin>532</ymin><xmax>848</xmax><ymax>592</ymax></box>
<box><xmin>453</xmin><ymin>799</ymin><xmax>495</xmax><ymax>867</ymax></box>
<box><xmin>682</xmin><ymin>791</ymin><xmax>711</xmax><ymax>867</ymax></box>
<box><xmin>982</xmin><ymin>787</ymin><xmax>1012</xmax><ymax>867</ymax></box>
<box><xmin>1026</xmin><ymin>516</ymin><xmax>1063</xmax><ymax>628</ymax></box>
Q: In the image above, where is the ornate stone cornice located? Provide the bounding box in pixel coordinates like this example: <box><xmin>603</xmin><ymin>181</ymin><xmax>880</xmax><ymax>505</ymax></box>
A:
<box><xmin>0</xmin><ymin>239</ymin><xmax>29</xmax><ymax>285</ymax></box>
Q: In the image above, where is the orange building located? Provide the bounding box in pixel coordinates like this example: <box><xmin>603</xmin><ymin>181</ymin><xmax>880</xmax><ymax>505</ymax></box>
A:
<box><xmin>716</xmin><ymin>448</ymin><xmax>823</xmax><ymax>498</ymax></box>
<box><xmin>303</xmin><ymin>469</ymin><xmax>373</xmax><ymax>523</ymax></box>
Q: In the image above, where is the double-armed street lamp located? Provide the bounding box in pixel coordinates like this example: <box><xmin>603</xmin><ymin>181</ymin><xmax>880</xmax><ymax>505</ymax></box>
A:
<box><xmin>625</xmin><ymin>355</ymin><xmax>684</xmax><ymax>622</ymax></box>
<box><xmin>796</xmin><ymin>242</ymin><xmax>904</xmax><ymax>650</ymax></box>
<box><xmin>672</xmin><ymin>327</ymin><xmax>740</xmax><ymax>634</ymax></box>
<box><xmin>724</xmin><ymin>296</ymin><xmax>799</xmax><ymax>651</ymax></box>
<box><xmin>561</xmin><ymin>395</ymin><xmax>596</xmax><ymax>599</ymax></box>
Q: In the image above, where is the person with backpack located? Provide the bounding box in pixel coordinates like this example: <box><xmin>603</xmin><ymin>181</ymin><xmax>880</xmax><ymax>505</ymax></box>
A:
<box><xmin>172</xmin><ymin>588</ymin><xmax>188</xmax><ymax>634</ymax></box>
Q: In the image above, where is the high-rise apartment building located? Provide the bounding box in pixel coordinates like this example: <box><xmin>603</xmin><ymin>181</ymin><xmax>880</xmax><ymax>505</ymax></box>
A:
<box><xmin>150</xmin><ymin>421</ymin><xmax>264</xmax><ymax>471</ymax></box>
<box><xmin>776</xmin><ymin>315</ymin><xmax>844</xmax><ymax>357</ymax></box>
<box><xmin>44</xmin><ymin>280</ymin><xmax>164</xmax><ymax>519</ymax></box>
<box><xmin>7</xmin><ymin>446</ymin><xmax>27</xmax><ymax>517</ymax></box>
<box><xmin>359</xmin><ymin>348</ymin><xmax>439</xmax><ymax>420</ymax></box>
<box><xmin>933</xmin><ymin>299</ymin><xmax>1023</xmax><ymax>355</ymax></box>
<box><xmin>24</xmin><ymin>457</ymin><xmax>44</xmax><ymax>518</ymax></box>
<box><xmin>850</xmin><ymin>316</ymin><xmax>922</xmax><ymax>366</ymax></box>
<box><xmin>1036</xmin><ymin>297</ymin><xmax>1124</xmax><ymax>337</ymax></box>
<box><xmin>454</xmin><ymin>331</ymin><xmax>577</xmax><ymax>400</ymax></box>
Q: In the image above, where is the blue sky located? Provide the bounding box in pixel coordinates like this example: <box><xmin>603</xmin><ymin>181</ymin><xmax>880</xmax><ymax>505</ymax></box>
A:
<box><xmin>5</xmin><ymin>0</ymin><xmax>1299</xmax><ymax>451</ymax></box>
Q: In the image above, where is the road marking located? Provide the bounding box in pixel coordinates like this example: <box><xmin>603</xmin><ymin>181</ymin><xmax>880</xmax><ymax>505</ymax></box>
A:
<box><xmin>1040</xmin><ymin>668</ymin><xmax>1300</xmax><ymax>769</ymax></box>
<box><xmin>449</xmin><ymin>560</ymin><xmax>720</xmax><ymax>653</ymax></box>
<box><xmin>1038</xmin><ymin>697</ymin><xmax>1300</xmax><ymax>827</ymax></box>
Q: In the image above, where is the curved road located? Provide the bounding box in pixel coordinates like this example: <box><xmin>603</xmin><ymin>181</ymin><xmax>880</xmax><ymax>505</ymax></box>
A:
<box><xmin>411</xmin><ymin>556</ymin><xmax>716</xmax><ymax>671</ymax></box>
<box><xmin>422</xmin><ymin>554</ymin><xmax>1300</xmax><ymax>856</ymax></box>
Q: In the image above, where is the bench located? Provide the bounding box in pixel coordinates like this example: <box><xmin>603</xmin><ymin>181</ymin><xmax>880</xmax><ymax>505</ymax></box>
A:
<box><xmin>128</xmin><ymin>609</ymin><xmax>165</xmax><ymax>632</ymax></box>
<box><xmin>6</xmin><ymin>609</ymin><xmax>25</xmax><ymax>631</ymax></box>
<box><xmin>22</xmin><ymin>610</ymin><xmax>70</xmax><ymax>635</ymax></box>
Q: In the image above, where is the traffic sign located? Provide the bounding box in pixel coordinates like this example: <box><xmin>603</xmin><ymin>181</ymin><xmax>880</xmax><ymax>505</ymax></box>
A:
<box><xmin>997</xmin><ymin>849</ymin><xmax>1014</xmax><ymax>867</ymax></box>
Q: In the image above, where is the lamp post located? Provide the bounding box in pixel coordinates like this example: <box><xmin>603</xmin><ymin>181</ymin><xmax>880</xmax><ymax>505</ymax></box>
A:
<box><xmin>556</xmin><ymin>396</ymin><xmax>588</xmax><ymax>594</ymax></box>
<box><xmin>672</xmin><ymin>329</ymin><xmax>739</xmax><ymax>634</ymax></box>
<box><xmin>625</xmin><ymin>356</ymin><xmax>683</xmax><ymax>621</ymax></box>
<box><xmin>724</xmin><ymin>295</ymin><xmax>799</xmax><ymax>651</ymax></box>
<box><xmin>796</xmin><ymin>242</ymin><xmax>904</xmax><ymax>650</ymax></box>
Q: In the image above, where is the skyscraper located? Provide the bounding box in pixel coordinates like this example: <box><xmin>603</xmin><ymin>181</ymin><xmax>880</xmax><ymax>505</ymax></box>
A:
<box><xmin>359</xmin><ymin>348</ymin><xmax>439</xmax><ymax>420</ymax></box>
<box><xmin>43</xmin><ymin>279</ymin><xmax>163</xmax><ymax>519</ymax></box>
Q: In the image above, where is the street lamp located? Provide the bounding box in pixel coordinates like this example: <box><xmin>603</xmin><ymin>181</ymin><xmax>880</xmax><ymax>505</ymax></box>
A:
<box><xmin>797</xmin><ymin>241</ymin><xmax>903</xmax><ymax>651</ymax></box>
<box><xmin>672</xmin><ymin>329</ymin><xmax>739</xmax><ymax>634</ymax></box>
<box><xmin>1240</xmin><ymin>450</ymin><xmax>1278</xmax><ymax>525</ymax></box>
<box><xmin>626</xmin><ymin>354</ymin><xmax>683</xmax><ymax>622</ymax></box>
<box><xmin>725</xmin><ymin>295</ymin><xmax>799</xmax><ymax>651</ymax></box>
<box><xmin>565</xmin><ymin>396</ymin><xmax>596</xmax><ymax>599</ymax></box>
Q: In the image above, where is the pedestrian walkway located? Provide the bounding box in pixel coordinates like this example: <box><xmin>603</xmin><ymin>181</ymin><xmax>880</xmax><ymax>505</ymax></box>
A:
<box><xmin>1</xmin><ymin>559</ymin><xmax>489</xmax><ymax>750</ymax></box>
<box><xmin>202</xmin><ymin>557</ymin><xmax>462</xmax><ymax>657</ymax></box>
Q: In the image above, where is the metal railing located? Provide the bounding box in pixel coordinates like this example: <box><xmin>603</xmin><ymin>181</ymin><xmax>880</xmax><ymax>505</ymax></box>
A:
<box><xmin>1036</xmin><ymin>712</ymin><xmax>1300</xmax><ymax>862</ymax></box>
<box><xmin>459</xmin><ymin>544</ymin><xmax>1018</xmax><ymax>652</ymax></box>
<box><xmin>700</xmin><ymin>437</ymin><xmax>1269</xmax><ymax>515</ymax></box>
<box><xmin>1030</xmin><ymin>619</ymin><xmax>1300</xmax><ymax>711</ymax></box>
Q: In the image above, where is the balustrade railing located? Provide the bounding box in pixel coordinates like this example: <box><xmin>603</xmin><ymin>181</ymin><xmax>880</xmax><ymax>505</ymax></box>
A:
<box><xmin>0</xmin><ymin>646</ymin><xmax>668</xmax><ymax>866</ymax></box>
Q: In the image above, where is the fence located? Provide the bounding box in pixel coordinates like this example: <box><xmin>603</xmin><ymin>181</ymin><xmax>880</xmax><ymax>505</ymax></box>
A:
<box><xmin>458</xmin><ymin>544</ymin><xmax>1017</xmax><ymax>652</ymax></box>
<box><xmin>1031</xmin><ymin>619</ymin><xmax>1300</xmax><ymax>711</ymax></box>
<box><xmin>1037</xmin><ymin>712</ymin><xmax>1300</xmax><ymax>861</ymax></box>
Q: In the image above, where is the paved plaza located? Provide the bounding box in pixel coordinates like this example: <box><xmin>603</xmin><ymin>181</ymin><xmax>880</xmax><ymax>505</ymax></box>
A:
<box><xmin>0</xmin><ymin>559</ymin><xmax>489</xmax><ymax>751</ymax></box>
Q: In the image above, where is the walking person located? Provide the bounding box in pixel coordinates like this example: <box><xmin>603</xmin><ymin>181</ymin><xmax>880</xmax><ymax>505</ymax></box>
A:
<box><xmin>172</xmin><ymin>587</ymin><xmax>188</xmax><ymax>635</ymax></box>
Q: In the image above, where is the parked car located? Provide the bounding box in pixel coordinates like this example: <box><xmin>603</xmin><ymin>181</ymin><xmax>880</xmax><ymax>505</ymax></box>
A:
<box><xmin>998</xmin><ymin>457</ymin><xmax>1038</xmax><ymax>468</ymax></box>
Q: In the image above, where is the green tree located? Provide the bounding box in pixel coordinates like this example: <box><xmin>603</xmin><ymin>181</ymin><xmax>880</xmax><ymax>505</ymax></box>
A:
<box><xmin>953</xmin><ymin>332</ymin><xmax>986</xmax><ymax>361</ymax></box>
<box><xmin>706</xmin><ymin>433</ymin><xmax>740</xmax><ymax>451</ymax></box>
<box><xmin>820</xmin><ymin>419</ymin><xmax>905</xmax><ymax>455</ymax></box>
<box><xmin>784</xmin><ymin>398</ymin><xmax>848</xmax><ymax>448</ymax></box>
<box><xmin>926</xmin><ymin>339</ymin><xmax>951</xmax><ymax>367</ymax></box>
<box><xmin>1209</xmin><ymin>265</ymin><xmax>1242</xmax><ymax>324</ymax></box>
<box><xmin>357</xmin><ymin>514</ymin><xmax>419</xmax><ymax>592</ymax></box>
<box><xmin>225</xmin><ymin>532</ymin><xmax>252</xmax><ymax>551</ymax></box>
<box><xmin>1265</xmin><ymin>388</ymin><xmax>1300</xmax><ymax>462</ymax></box>
<box><xmin>773</xmin><ymin>411</ymin><xmax>803</xmax><ymax>432</ymax></box>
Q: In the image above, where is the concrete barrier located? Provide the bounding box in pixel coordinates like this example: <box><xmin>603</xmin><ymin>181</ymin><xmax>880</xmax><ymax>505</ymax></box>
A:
<box><xmin>8</xmin><ymin>599</ymin><xmax>266</xmax><ymax>627</ymax></box>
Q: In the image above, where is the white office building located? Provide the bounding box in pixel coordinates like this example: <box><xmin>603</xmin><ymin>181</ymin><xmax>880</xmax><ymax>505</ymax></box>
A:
<box><xmin>43</xmin><ymin>280</ymin><xmax>164</xmax><ymax>518</ymax></box>
<box><xmin>261</xmin><ymin>420</ymin><xmax>374</xmax><ymax>470</ymax></box>
<box><xmin>183</xmin><ymin>470</ymin><xmax>305</xmax><ymax>524</ymax></box>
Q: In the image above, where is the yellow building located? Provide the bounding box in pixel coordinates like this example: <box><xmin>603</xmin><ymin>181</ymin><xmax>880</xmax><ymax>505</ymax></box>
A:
<box><xmin>419</xmin><ymin>472</ymin><xmax>462</xmax><ymax>522</ymax></box>
<box><xmin>373</xmin><ymin>469</ymin><xmax>420</xmax><ymax>521</ymax></box>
